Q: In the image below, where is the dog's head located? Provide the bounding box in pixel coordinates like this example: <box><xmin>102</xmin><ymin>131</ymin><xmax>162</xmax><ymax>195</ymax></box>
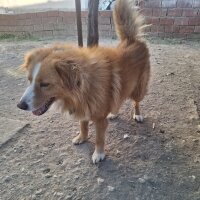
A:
<box><xmin>17</xmin><ymin>47</ymin><xmax>81</xmax><ymax>116</ymax></box>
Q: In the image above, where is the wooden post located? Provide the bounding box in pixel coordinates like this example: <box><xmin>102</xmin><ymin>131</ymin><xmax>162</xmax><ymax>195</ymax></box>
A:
<box><xmin>87</xmin><ymin>0</ymin><xmax>99</xmax><ymax>47</ymax></box>
<box><xmin>75</xmin><ymin>0</ymin><xmax>83</xmax><ymax>47</ymax></box>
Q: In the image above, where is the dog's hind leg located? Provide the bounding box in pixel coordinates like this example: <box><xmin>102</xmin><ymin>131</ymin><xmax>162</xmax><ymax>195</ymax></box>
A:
<box><xmin>72</xmin><ymin>121</ymin><xmax>89</xmax><ymax>144</ymax></box>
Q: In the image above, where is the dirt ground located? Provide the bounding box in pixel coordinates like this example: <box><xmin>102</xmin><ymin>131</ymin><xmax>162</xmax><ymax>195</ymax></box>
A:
<box><xmin>0</xmin><ymin>37</ymin><xmax>200</xmax><ymax>200</ymax></box>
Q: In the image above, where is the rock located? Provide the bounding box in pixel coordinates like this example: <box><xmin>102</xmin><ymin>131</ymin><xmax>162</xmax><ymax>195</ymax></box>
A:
<box><xmin>152</xmin><ymin>123</ymin><xmax>155</xmax><ymax>129</ymax></box>
<box><xmin>166</xmin><ymin>72</ymin><xmax>175</xmax><ymax>76</ymax></box>
<box><xmin>4</xmin><ymin>176</ymin><xmax>12</xmax><ymax>183</ymax></box>
<box><xmin>123</xmin><ymin>134</ymin><xmax>129</xmax><ymax>139</ymax></box>
<box><xmin>74</xmin><ymin>175</ymin><xmax>79</xmax><ymax>180</ymax></box>
<box><xmin>97</xmin><ymin>177</ymin><xmax>104</xmax><ymax>185</ymax></box>
<box><xmin>55</xmin><ymin>192</ymin><xmax>63</xmax><ymax>197</ymax></box>
<box><xmin>138</xmin><ymin>175</ymin><xmax>148</xmax><ymax>184</ymax></box>
<box><xmin>107</xmin><ymin>186</ymin><xmax>115</xmax><ymax>191</ymax></box>
<box><xmin>42</xmin><ymin>168</ymin><xmax>50</xmax><ymax>174</ymax></box>
<box><xmin>160</xmin><ymin>129</ymin><xmax>165</xmax><ymax>133</ymax></box>
<box><xmin>138</xmin><ymin>178</ymin><xmax>146</xmax><ymax>183</ymax></box>
<box><xmin>35</xmin><ymin>189</ymin><xmax>43</xmax><ymax>195</ymax></box>
<box><xmin>45</xmin><ymin>174</ymin><xmax>53</xmax><ymax>178</ymax></box>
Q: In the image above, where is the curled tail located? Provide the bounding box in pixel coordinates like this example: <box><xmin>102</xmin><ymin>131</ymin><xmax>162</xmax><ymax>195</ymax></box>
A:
<box><xmin>113</xmin><ymin>0</ymin><xmax>145</xmax><ymax>43</ymax></box>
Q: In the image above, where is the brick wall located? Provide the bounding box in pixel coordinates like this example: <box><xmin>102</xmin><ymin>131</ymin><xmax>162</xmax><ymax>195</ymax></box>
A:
<box><xmin>139</xmin><ymin>0</ymin><xmax>200</xmax><ymax>39</ymax></box>
<box><xmin>0</xmin><ymin>0</ymin><xmax>199</xmax><ymax>39</ymax></box>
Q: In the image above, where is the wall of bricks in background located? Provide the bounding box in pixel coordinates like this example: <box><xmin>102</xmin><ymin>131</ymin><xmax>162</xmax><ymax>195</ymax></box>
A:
<box><xmin>0</xmin><ymin>0</ymin><xmax>199</xmax><ymax>39</ymax></box>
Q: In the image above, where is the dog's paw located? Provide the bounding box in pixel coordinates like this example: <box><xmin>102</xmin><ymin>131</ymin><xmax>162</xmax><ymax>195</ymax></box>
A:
<box><xmin>72</xmin><ymin>134</ymin><xmax>87</xmax><ymax>145</ymax></box>
<box><xmin>92</xmin><ymin>150</ymin><xmax>105</xmax><ymax>164</ymax></box>
<box><xmin>133</xmin><ymin>114</ymin><xmax>144</xmax><ymax>123</ymax></box>
<box><xmin>107</xmin><ymin>113</ymin><xmax>118</xmax><ymax>120</ymax></box>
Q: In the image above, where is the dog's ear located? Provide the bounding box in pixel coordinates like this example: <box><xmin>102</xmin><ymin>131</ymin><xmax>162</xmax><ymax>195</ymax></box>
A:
<box><xmin>55</xmin><ymin>60</ymin><xmax>81</xmax><ymax>90</ymax></box>
<box><xmin>19</xmin><ymin>52</ymin><xmax>33</xmax><ymax>71</ymax></box>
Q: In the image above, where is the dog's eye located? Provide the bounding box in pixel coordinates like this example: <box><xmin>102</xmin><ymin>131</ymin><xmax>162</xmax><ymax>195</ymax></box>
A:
<box><xmin>40</xmin><ymin>82</ymin><xmax>50</xmax><ymax>88</ymax></box>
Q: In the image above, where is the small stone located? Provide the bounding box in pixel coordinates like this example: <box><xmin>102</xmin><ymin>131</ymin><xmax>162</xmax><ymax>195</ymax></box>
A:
<box><xmin>74</xmin><ymin>175</ymin><xmax>79</xmax><ymax>180</ymax></box>
<box><xmin>189</xmin><ymin>175</ymin><xmax>196</xmax><ymax>181</ymax></box>
<box><xmin>4</xmin><ymin>176</ymin><xmax>12</xmax><ymax>183</ymax></box>
<box><xmin>166</xmin><ymin>72</ymin><xmax>175</xmax><ymax>76</ymax></box>
<box><xmin>21</xmin><ymin>167</ymin><xmax>25</xmax><ymax>172</ymax></box>
<box><xmin>192</xmin><ymin>139</ymin><xmax>199</xmax><ymax>143</ymax></box>
<box><xmin>116</xmin><ymin>150</ymin><xmax>120</xmax><ymax>154</ymax></box>
<box><xmin>97</xmin><ymin>177</ymin><xmax>104</xmax><ymax>185</ymax></box>
<box><xmin>35</xmin><ymin>189</ymin><xmax>43</xmax><ymax>195</ymax></box>
<box><xmin>55</xmin><ymin>192</ymin><xmax>63</xmax><ymax>196</ymax></box>
<box><xmin>45</xmin><ymin>174</ymin><xmax>53</xmax><ymax>178</ymax></box>
<box><xmin>123</xmin><ymin>134</ymin><xmax>129</xmax><ymax>139</ymax></box>
<box><xmin>138</xmin><ymin>178</ymin><xmax>146</xmax><ymax>183</ymax></box>
<box><xmin>160</xmin><ymin>129</ymin><xmax>165</xmax><ymax>133</ymax></box>
<box><xmin>42</xmin><ymin>168</ymin><xmax>50</xmax><ymax>174</ymax></box>
<box><xmin>65</xmin><ymin>195</ymin><xmax>73</xmax><ymax>200</ymax></box>
<box><xmin>107</xmin><ymin>186</ymin><xmax>115</xmax><ymax>191</ymax></box>
<box><xmin>152</xmin><ymin>123</ymin><xmax>155</xmax><ymax>129</ymax></box>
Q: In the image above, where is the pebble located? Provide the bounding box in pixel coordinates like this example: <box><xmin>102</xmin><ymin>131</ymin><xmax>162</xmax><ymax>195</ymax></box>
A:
<box><xmin>4</xmin><ymin>176</ymin><xmax>12</xmax><ymax>183</ymax></box>
<box><xmin>123</xmin><ymin>134</ymin><xmax>129</xmax><ymax>139</ymax></box>
<box><xmin>160</xmin><ymin>129</ymin><xmax>165</xmax><ymax>133</ymax></box>
<box><xmin>97</xmin><ymin>177</ymin><xmax>104</xmax><ymax>185</ymax></box>
<box><xmin>35</xmin><ymin>189</ymin><xmax>43</xmax><ymax>195</ymax></box>
<box><xmin>138</xmin><ymin>178</ymin><xmax>146</xmax><ymax>183</ymax></box>
<box><xmin>107</xmin><ymin>186</ymin><xmax>115</xmax><ymax>191</ymax></box>
<box><xmin>42</xmin><ymin>168</ymin><xmax>51</xmax><ymax>174</ymax></box>
<box><xmin>74</xmin><ymin>175</ymin><xmax>79</xmax><ymax>180</ymax></box>
<box><xmin>45</xmin><ymin>174</ymin><xmax>53</xmax><ymax>178</ymax></box>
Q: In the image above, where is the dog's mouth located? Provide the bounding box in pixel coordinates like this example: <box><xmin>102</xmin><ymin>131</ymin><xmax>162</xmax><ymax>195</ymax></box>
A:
<box><xmin>32</xmin><ymin>97</ymin><xmax>55</xmax><ymax>116</ymax></box>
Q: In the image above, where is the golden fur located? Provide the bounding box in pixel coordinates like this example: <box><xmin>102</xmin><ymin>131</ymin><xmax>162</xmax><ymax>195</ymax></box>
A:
<box><xmin>18</xmin><ymin>0</ymin><xmax>150</xmax><ymax>163</ymax></box>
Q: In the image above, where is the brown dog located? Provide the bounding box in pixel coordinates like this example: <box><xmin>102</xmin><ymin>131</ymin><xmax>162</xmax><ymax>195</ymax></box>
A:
<box><xmin>17</xmin><ymin>0</ymin><xmax>150</xmax><ymax>163</ymax></box>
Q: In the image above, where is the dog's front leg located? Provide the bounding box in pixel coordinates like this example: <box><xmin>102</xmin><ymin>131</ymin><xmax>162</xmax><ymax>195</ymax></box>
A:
<box><xmin>72</xmin><ymin>121</ymin><xmax>89</xmax><ymax>144</ymax></box>
<box><xmin>92</xmin><ymin>118</ymin><xmax>108</xmax><ymax>164</ymax></box>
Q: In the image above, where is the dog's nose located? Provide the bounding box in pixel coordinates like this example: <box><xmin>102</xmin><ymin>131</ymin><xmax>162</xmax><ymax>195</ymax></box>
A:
<box><xmin>17</xmin><ymin>101</ymin><xmax>28</xmax><ymax>110</ymax></box>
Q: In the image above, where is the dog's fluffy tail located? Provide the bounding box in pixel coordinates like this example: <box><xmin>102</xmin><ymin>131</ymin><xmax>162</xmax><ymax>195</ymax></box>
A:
<box><xmin>113</xmin><ymin>0</ymin><xmax>145</xmax><ymax>43</ymax></box>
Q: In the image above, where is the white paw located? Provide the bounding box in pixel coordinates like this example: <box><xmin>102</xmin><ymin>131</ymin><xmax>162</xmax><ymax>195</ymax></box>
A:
<box><xmin>133</xmin><ymin>114</ymin><xmax>144</xmax><ymax>123</ymax></box>
<box><xmin>92</xmin><ymin>150</ymin><xmax>105</xmax><ymax>164</ymax></box>
<box><xmin>72</xmin><ymin>134</ymin><xmax>87</xmax><ymax>145</ymax></box>
<box><xmin>107</xmin><ymin>113</ymin><xmax>118</xmax><ymax>120</ymax></box>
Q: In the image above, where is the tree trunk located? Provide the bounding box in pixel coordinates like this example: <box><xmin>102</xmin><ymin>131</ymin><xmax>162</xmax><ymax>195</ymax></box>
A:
<box><xmin>75</xmin><ymin>0</ymin><xmax>83</xmax><ymax>47</ymax></box>
<box><xmin>87</xmin><ymin>0</ymin><xmax>99</xmax><ymax>47</ymax></box>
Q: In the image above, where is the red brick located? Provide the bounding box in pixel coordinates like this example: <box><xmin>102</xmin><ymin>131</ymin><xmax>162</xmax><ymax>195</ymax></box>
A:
<box><xmin>99</xmin><ymin>24</ymin><xmax>111</xmax><ymax>31</ymax></box>
<box><xmin>188</xmin><ymin>17</ymin><xmax>200</xmax><ymax>25</ymax></box>
<box><xmin>99</xmin><ymin>17</ymin><xmax>111</xmax><ymax>25</ymax></box>
<box><xmin>168</xmin><ymin>9</ymin><xmax>183</xmax><ymax>17</ymax></box>
<box><xmin>179</xmin><ymin>26</ymin><xmax>195</xmax><ymax>33</ymax></box>
<box><xmin>33</xmin><ymin>24</ymin><xmax>44</xmax><ymax>31</ymax></box>
<box><xmin>194</xmin><ymin>26</ymin><xmax>200</xmax><ymax>32</ymax></box>
<box><xmin>162</xmin><ymin>0</ymin><xmax>177</xmax><ymax>8</ymax></box>
<box><xmin>99</xmin><ymin>11</ymin><xmax>112</xmax><ymax>17</ymax></box>
<box><xmin>182</xmin><ymin>8</ymin><xmax>199</xmax><ymax>17</ymax></box>
<box><xmin>145</xmin><ymin>17</ymin><xmax>160</xmax><ymax>25</ymax></box>
<box><xmin>164</xmin><ymin>25</ymin><xmax>174</xmax><ymax>33</ymax></box>
<box><xmin>144</xmin><ymin>0</ymin><xmax>162</xmax><ymax>8</ymax></box>
<box><xmin>141</xmin><ymin>8</ymin><xmax>153</xmax><ymax>16</ymax></box>
<box><xmin>160</xmin><ymin>18</ymin><xmax>174</xmax><ymax>25</ymax></box>
<box><xmin>174</xmin><ymin>18</ymin><xmax>189</xmax><ymax>25</ymax></box>
<box><xmin>47</xmin><ymin>11</ymin><xmax>59</xmax><ymax>17</ymax></box>
<box><xmin>81</xmin><ymin>11</ymin><xmax>88</xmax><ymax>17</ymax></box>
<box><xmin>152</xmin><ymin>8</ymin><xmax>162</xmax><ymax>17</ymax></box>
<box><xmin>42</xmin><ymin>17</ymin><xmax>58</xmax><ymax>24</ymax></box>
<box><xmin>177</xmin><ymin>0</ymin><xmax>193</xmax><ymax>8</ymax></box>
<box><xmin>63</xmin><ymin>17</ymin><xmax>75</xmax><ymax>24</ymax></box>
<box><xmin>151</xmin><ymin>25</ymin><xmax>164</xmax><ymax>32</ymax></box>
<box><xmin>36</xmin><ymin>12</ymin><xmax>48</xmax><ymax>18</ymax></box>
